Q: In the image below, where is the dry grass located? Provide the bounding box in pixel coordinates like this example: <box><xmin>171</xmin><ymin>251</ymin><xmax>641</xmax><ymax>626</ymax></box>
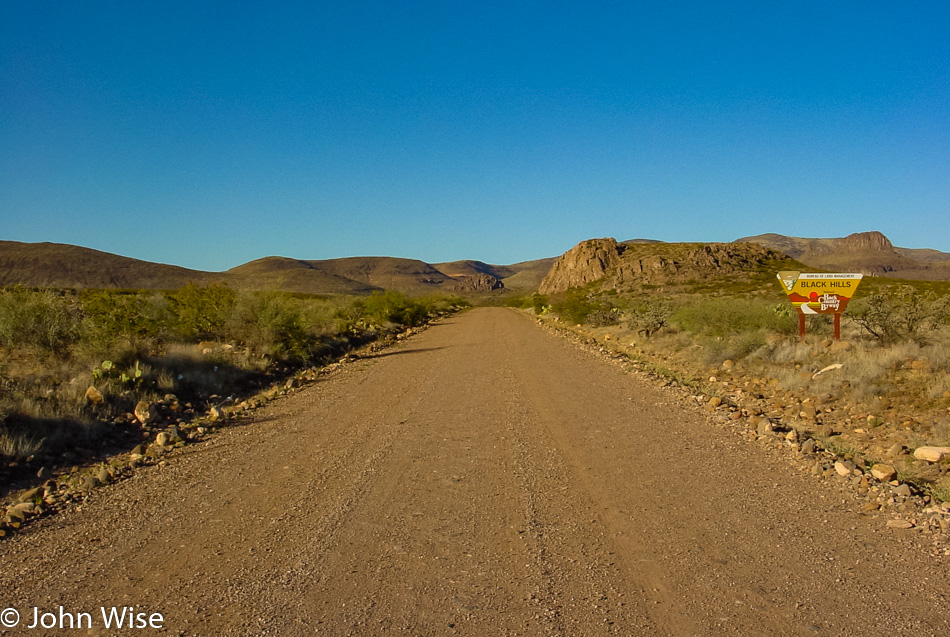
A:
<box><xmin>928</xmin><ymin>371</ymin><xmax>950</xmax><ymax>400</ymax></box>
<box><xmin>576</xmin><ymin>291</ymin><xmax>950</xmax><ymax>417</ymax></box>
<box><xmin>760</xmin><ymin>340</ymin><xmax>813</xmax><ymax>365</ymax></box>
<box><xmin>0</xmin><ymin>429</ymin><xmax>45</xmax><ymax>458</ymax></box>
<box><xmin>737</xmin><ymin>334</ymin><xmax>950</xmax><ymax>409</ymax></box>
<box><xmin>930</xmin><ymin>417</ymin><xmax>950</xmax><ymax>447</ymax></box>
<box><xmin>932</xmin><ymin>475</ymin><xmax>950</xmax><ymax>503</ymax></box>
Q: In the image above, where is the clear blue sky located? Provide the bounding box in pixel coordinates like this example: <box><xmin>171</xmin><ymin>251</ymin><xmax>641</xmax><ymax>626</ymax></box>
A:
<box><xmin>2</xmin><ymin>1</ymin><xmax>948</xmax><ymax>271</ymax></box>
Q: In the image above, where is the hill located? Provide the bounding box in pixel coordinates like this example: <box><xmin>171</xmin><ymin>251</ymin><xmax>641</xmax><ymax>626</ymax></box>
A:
<box><xmin>538</xmin><ymin>238</ymin><xmax>792</xmax><ymax>295</ymax></box>
<box><xmin>0</xmin><ymin>241</ymin><xmax>545</xmax><ymax>296</ymax></box>
<box><xmin>0</xmin><ymin>243</ymin><xmax>451</xmax><ymax>295</ymax></box>
<box><xmin>894</xmin><ymin>247</ymin><xmax>950</xmax><ymax>263</ymax></box>
<box><xmin>227</xmin><ymin>256</ymin><xmax>455</xmax><ymax>295</ymax></box>
<box><xmin>737</xmin><ymin>231</ymin><xmax>950</xmax><ymax>280</ymax></box>
<box><xmin>433</xmin><ymin>260</ymin><xmax>514</xmax><ymax>279</ymax></box>
<box><xmin>0</xmin><ymin>241</ymin><xmax>222</xmax><ymax>289</ymax></box>
<box><xmin>433</xmin><ymin>258</ymin><xmax>557</xmax><ymax>294</ymax></box>
<box><xmin>299</xmin><ymin>257</ymin><xmax>452</xmax><ymax>294</ymax></box>
<box><xmin>225</xmin><ymin>257</ymin><xmax>380</xmax><ymax>295</ymax></box>
<box><xmin>4</xmin><ymin>231</ymin><xmax>947</xmax><ymax>297</ymax></box>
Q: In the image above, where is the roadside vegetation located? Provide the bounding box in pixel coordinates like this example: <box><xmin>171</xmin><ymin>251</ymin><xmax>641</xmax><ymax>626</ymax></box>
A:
<box><xmin>510</xmin><ymin>277</ymin><xmax>950</xmax><ymax>500</ymax></box>
<box><xmin>0</xmin><ymin>285</ymin><xmax>467</xmax><ymax>485</ymax></box>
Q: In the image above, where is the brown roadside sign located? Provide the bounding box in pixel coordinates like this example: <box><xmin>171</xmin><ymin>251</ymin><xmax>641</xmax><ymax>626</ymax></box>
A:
<box><xmin>777</xmin><ymin>271</ymin><xmax>864</xmax><ymax>315</ymax></box>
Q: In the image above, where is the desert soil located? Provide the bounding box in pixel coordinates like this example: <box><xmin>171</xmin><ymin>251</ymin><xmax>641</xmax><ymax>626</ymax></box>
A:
<box><xmin>1</xmin><ymin>307</ymin><xmax>948</xmax><ymax>636</ymax></box>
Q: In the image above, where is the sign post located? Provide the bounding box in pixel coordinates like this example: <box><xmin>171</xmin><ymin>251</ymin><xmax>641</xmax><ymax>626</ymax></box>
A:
<box><xmin>777</xmin><ymin>271</ymin><xmax>864</xmax><ymax>341</ymax></box>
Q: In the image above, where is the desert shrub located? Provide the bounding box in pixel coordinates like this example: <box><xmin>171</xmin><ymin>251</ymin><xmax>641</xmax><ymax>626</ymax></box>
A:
<box><xmin>502</xmin><ymin>294</ymin><xmax>547</xmax><ymax>313</ymax></box>
<box><xmin>504</xmin><ymin>295</ymin><xmax>530</xmax><ymax>308</ymax></box>
<box><xmin>299</xmin><ymin>296</ymin><xmax>349</xmax><ymax>335</ymax></box>
<box><xmin>226</xmin><ymin>292</ymin><xmax>320</xmax><ymax>363</ymax></box>
<box><xmin>0</xmin><ymin>288</ymin><xmax>81</xmax><ymax>355</ymax></box>
<box><xmin>450</xmin><ymin>296</ymin><xmax>472</xmax><ymax>309</ymax></box>
<box><xmin>358</xmin><ymin>290</ymin><xmax>431</xmax><ymax>327</ymax></box>
<box><xmin>551</xmin><ymin>288</ymin><xmax>598</xmax><ymax>325</ymax></box>
<box><xmin>585</xmin><ymin>307</ymin><xmax>621</xmax><ymax>327</ymax></box>
<box><xmin>626</xmin><ymin>299</ymin><xmax>674</xmax><ymax>337</ymax></box>
<box><xmin>0</xmin><ymin>402</ymin><xmax>50</xmax><ymax>458</ymax></box>
<box><xmin>672</xmin><ymin>298</ymin><xmax>795</xmax><ymax>338</ymax></box>
<box><xmin>80</xmin><ymin>289</ymin><xmax>170</xmax><ymax>346</ymax></box>
<box><xmin>0</xmin><ymin>426</ymin><xmax>46</xmax><ymax>458</ymax></box>
<box><xmin>0</xmin><ymin>283</ymin><xmax>462</xmax><ymax>474</ymax></box>
<box><xmin>531</xmin><ymin>293</ymin><xmax>549</xmax><ymax>315</ymax></box>
<box><xmin>148</xmin><ymin>343</ymin><xmax>261</xmax><ymax>400</ymax></box>
<box><xmin>165</xmin><ymin>283</ymin><xmax>237</xmax><ymax>341</ymax></box>
<box><xmin>427</xmin><ymin>295</ymin><xmax>470</xmax><ymax>317</ymax></box>
<box><xmin>548</xmin><ymin>289</ymin><xmax>620</xmax><ymax>327</ymax></box>
<box><xmin>849</xmin><ymin>286</ymin><xmax>949</xmax><ymax>343</ymax></box>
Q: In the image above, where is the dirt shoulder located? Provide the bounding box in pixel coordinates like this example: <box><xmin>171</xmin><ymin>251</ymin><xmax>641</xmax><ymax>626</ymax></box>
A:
<box><xmin>1</xmin><ymin>307</ymin><xmax>948</xmax><ymax>635</ymax></box>
<box><xmin>534</xmin><ymin>311</ymin><xmax>950</xmax><ymax>549</ymax></box>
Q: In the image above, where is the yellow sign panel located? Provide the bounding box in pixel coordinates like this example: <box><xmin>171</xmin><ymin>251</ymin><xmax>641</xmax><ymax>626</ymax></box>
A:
<box><xmin>777</xmin><ymin>271</ymin><xmax>864</xmax><ymax>314</ymax></box>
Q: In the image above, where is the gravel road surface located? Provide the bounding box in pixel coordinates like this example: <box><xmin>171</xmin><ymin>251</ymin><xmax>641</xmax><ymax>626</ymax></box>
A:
<box><xmin>1</xmin><ymin>307</ymin><xmax>947</xmax><ymax>636</ymax></box>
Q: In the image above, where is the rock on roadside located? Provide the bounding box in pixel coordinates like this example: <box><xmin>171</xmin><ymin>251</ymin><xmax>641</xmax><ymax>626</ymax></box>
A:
<box><xmin>913</xmin><ymin>447</ymin><xmax>950</xmax><ymax>463</ymax></box>
<box><xmin>134</xmin><ymin>400</ymin><xmax>160</xmax><ymax>425</ymax></box>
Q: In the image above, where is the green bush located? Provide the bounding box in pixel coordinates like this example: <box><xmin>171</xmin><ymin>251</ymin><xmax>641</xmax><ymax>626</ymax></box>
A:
<box><xmin>226</xmin><ymin>292</ymin><xmax>323</xmax><ymax>363</ymax></box>
<box><xmin>551</xmin><ymin>288</ymin><xmax>597</xmax><ymax>325</ymax></box>
<box><xmin>0</xmin><ymin>288</ymin><xmax>81</xmax><ymax>355</ymax></box>
<box><xmin>80</xmin><ymin>289</ymin><xmax>169</xmax><ymax>345</ymax></box>
<box><xmin>626</xmin><ymin>299</ymin><xmax>674</xmax><ymax>337</ymax></box>
<box><xmin>358</xmin><ymin>290</ymin><xmax>431</xmax><ymax>327</ymax></box>
<box><xmin>430</xmin><ymin>295</ymin><xmax>470</xmax><ymax>315</ymax></box>
<box><xmin>849</xmin><ymin>286</ymin><xmax>950</xmax><ymax>343</ymax></box>
<box><xmin>531</xmin><ymin>293</ymin><xmax>548</xmax><ymax>315</ymax></box>
<box><xmin>672</xmin><ymin>297</ymin><xmax>794</xmax><ymax>337</ymax></box>
<box><xmin>502</xmin><ymin>293</ymin><xmax>548</xmax><ymax>313</ymax></box>
<box><xmin>165</xmin><ymin>283</ymin><xmax>237</xmax><ymax>341</ymax></box>
<box><xmin>585</xmin><ymin>307</ymin><xmax>621</xmax><ymax>327</ymax></box>
<box><xmin>550</xmin><ymin>289</ymin><xmax>619</xmax><ymax>326</ymax></box>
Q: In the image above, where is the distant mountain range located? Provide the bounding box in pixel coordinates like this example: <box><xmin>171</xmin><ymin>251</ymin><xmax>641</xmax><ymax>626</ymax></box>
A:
<box><xmin>735</xmin><ymin>231</ymin><xmax>950</xmax><ymax>280</ymax></box>
<box><xmin>1</xmin><ymin>231</ymin><xmax>947</xmax><ymax>295</ymax></box>
<box><xmin>0</xmin><ymin>240</ymin><xmax>554</xmax><ymax>295</ymax></box>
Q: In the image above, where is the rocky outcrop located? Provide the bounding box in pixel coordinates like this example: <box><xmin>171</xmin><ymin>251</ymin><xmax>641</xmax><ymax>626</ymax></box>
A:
<box><xmin>615</xmin><ymin>255</ymin><xmax>677</xmax><ymax>285</ymax></box>
<box><xmin>539</xmin><ymin>238</ymin><xmax>781</xmax><ymax>293</ymax></box>
<box><xmin>839</xmin><ymin>231</ymin><xmax>893</xmax><ymax>252</ymax></box>
<box><xmin>450</xmin><ymin>274</ymin><xmax>504</xmax><ymax>293</ymax></box>
<box><xmin>538</xmin><ymin>238</ymin><xmax>624</xmax><ymax>294</ymax></box>
<box><xmin>682</xmin><ymin>243</ymin><xmax>778</xmax><ymax>273</ymax></box>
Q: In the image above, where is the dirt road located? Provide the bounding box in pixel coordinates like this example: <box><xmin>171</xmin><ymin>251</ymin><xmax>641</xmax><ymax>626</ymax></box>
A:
<box><xmin>2</xmin><ymin>308</ymin><xmax>948</xmax><ymax>635</ymax></box>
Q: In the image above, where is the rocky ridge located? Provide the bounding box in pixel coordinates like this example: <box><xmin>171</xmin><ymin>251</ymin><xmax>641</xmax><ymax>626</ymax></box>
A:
<box><xmin>538</xmin><ymin>238</ymin><xmax>624</xmax><ymax>294</ymax></box>
<box><xmin>450</xmin><ymin>273</ymin><xmax>504</xmax><ymax>293</ymax></box>
<box><xmin>737</xmin><ymin>231</ymin><xmax>950</xmax><ymax>280</ymax></box>
<box><xmin>538</xmin><ymin>237</ymin><xmax>783</xmax><ymax>295</ymax></box>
